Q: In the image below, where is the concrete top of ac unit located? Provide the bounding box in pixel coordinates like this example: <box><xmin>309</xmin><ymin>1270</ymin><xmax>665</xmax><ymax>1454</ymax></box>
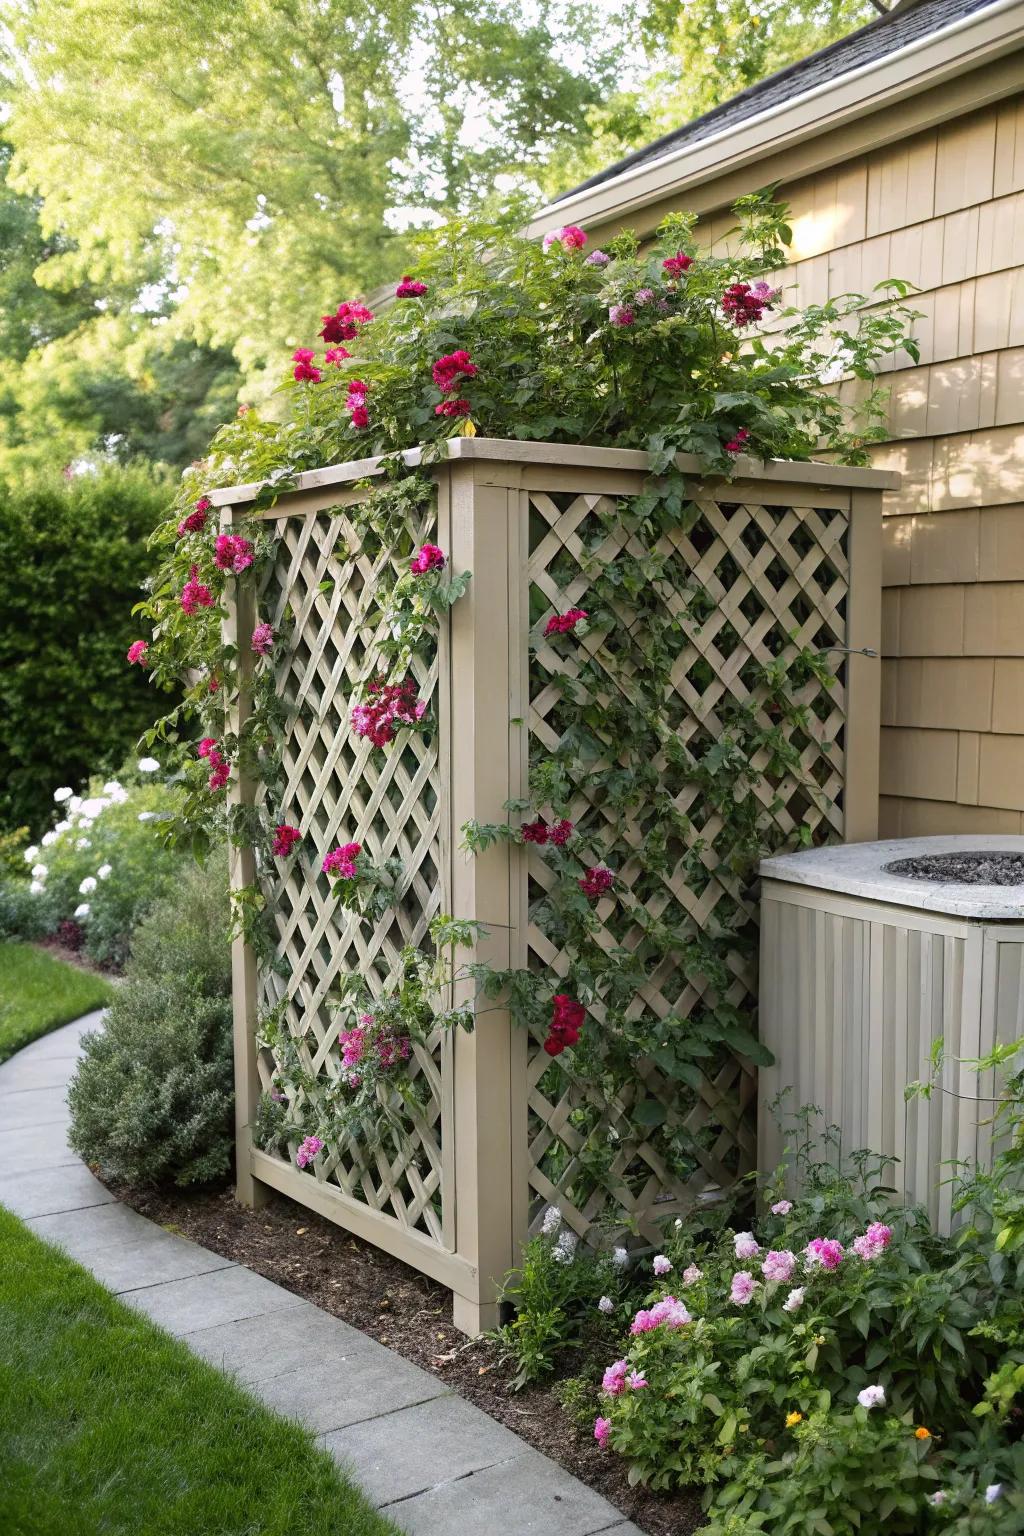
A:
<box><xmin>761</xmin><ymin>835</ymin><xmax>1024</xmax><ymax>919</ymax></box>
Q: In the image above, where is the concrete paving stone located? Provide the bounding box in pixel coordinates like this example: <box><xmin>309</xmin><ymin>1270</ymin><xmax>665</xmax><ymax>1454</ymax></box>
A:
<box><xmin>0</xmin><ymin>1162</ymin><xmax>114</xmax><ymax>1219</ymax></box>
<box><xmin>599</xmin><ymin>1526</ymin><xmax>647</xmax><ymax>1535</ymax></box>
<box><xmin>256</xmin><ymin>1342</ymin><xmax>447</xmax><ymax>1434</ymax></box>
<box><xmin>0</xmin><ymin>1054</ymin><xmax>78</xmax><ymax>1092</ymax></box>
<box><xmin>391</xmin><ymin>1449</ymin><xmax>628</xmax><ymax>1536</ymax></box>
<box><xmin>84</xmin><ymin>1230</ymin><xmax>237</xmax><ymax>1294</ymax></box>
<box><xmin>1</xmin><ymin>1086</ymin><xmax>73</xmax><ymax>1129</ymax></box>
<box><xmin>124</xmin><ymin>1263</ymin><xmax>306</xmax><ymax>1336</ymax></box>
<box><xmin>27</xmin><ymin>1198</ymin><xmax>156</xmax><ymax>1254</ymax></box>
<box><xmin>324</xmin><ymin>1393</ymin><xmax>524</xmax><ymax>1506</ymax></box>
<box><xmin>185</xmin><ymin>1301</ymin><xmax>382</xmax><ymax>1385</ymax></box>
<box><xmin>0</xmin><ymin>1126</ymin><xmax>78</xmax><ymax>1174</ymax></box>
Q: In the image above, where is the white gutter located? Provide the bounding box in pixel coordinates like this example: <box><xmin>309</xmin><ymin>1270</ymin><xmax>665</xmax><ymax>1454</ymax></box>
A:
<box><xmin>528</xmin><ymin>0</ymin><xmax>1024</xmax><ymax>234</ymax></box>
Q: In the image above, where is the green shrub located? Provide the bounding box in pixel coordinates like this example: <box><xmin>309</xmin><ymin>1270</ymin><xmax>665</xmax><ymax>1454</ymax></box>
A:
<box><xmin>9</xmin><ymin>765</ymin><xmax>184</xmax><ymax>968</ymax></box>
<box><xmin>0</xmin><ymin>464</ymin><xmax>176</xmax><ymax>835</ymax></box>
<box><xmin>67</xmin><ymin>857</ymin><xmax>234</xmax><ymax>1186</ymax></box>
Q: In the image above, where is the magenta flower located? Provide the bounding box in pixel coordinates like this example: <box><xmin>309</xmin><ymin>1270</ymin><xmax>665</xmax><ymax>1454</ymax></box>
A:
<box><xmin>549</xmin><ymin>819</ymin><xmax>574</xmax><ymax>846</ymax></box>
<box><xmin>432</xmin><ymin>350</ymin><xmax>478</xmax><ymax>394</ymax></box>
<box><xmin>272</xmin><ymin>825</ymin><xmax>301</xmax><ymax>857</ymax></box>
<box><xmin>251</xmin><ymin>622</ymin><xmax>275</xmax><ymax>656</ymax></box>
<box><xmin>292</xmin><ymin>348</ymin><xmax>321</xmax><ymax>383</ymax></box>
<box><xmin>435</xmin><ymin>399</ymin><xmax>471</xmax><ymax>417</ymax></box>
<box><xmin>181</xmin><ymin>565</ymin><xmax>214</xmax><ymax>615</ymax></box>
<box><xmin>579</xmin><ymin>865</ymin><xmax>614</xmax><ymax>901</ymax></box>
<box><xmin>410</xmin><ymin>543</ymin><xmax>446</xmax><ymax>575</ymax></box>
<box><xmin>762</xmin><ymin>1249</ymin><xmax>797</xmax><ymax>1284</ymax></box>
<box><xmin>323</xmin><ymin>841</ymin><xmax>362</xmax><ymax>880</ymax></box>
<box><xmin>626</xmin><ymin>1370</ymin><xmax>648</xmax><ymax>1391</ymax></box>
<box><xmin>722</xmin><ymin>280</ymin><xmax>781</xmax><ymax>328</ymax></box>
<box><xmin>338</xmin><ymin>1025</ymin><xmax>367</xmax><ymax>1070</ymax></box>
<box><xmin>662</xmin><ymin>251</ymin><xmax>693</xmax><ymax>278</ymax></box>
<box><xmin>396</xmin><ymin>275</ymin><xmax>428</xmax><ymax>297</ymax></box>
<box><xmin>376</xmin><ymin>1033</ymin><xmax>411</xmax><ymax>1069</ymax></box>
<box><xmin>197</xmin><ymin>737</ymin><xmax>217</xmax><ymax>758</ymax></box>
<box><xmin>730</xmin><ymin>1270</ymin><xmax>756</xmax><ymax>1305</ymax></box>
<box><xmin>203</xmin><ymin>742</ymin><xmax>230</xmax><ymax>791</ymax></box>
<box><xmin>319</xmin><ymin>301</ymin><xmax>374</xmax><ymax>343</ymax></box>
<box><xmin>608</xmin><ymin>304</ymin><xmax>635</xmax><ymax>327</ymax></box>
<box><xmin>804</xmin><ymin>1237</ymin><xmax>845</xmax><ymax>1271</ymax></box>
<box><xmin>852</xmin><ymin>1222</ymin><xmax>893</xmax><ymax>1261</ymax></box>
<box><xmin>214</xmin><ymin>534</ymin><xmax>255</xmax><ymax>575</ymax></box>
<box><xmin>725</xmin><ymin>428</ymin><xmax>750</xmax><ymax>455</ymax></box>
<box><xmin>324</xmin><ymin>345</ymin><xmax>351</xmax><ymax>365</ymax></box>
<box><xmin>544</xmin><ymin>607</ymin><xmax>588</xmax><ymax>638</ymax></box>
<box><xmin>635</xmin><ymin>287</ymin><xmax>657</xmax><ymax>306</ymax></box>
<box><xmin>602</xmin><ymin>1359</ymin><xmax>629</xmax><ymax>1396</ymax></box>
<box><xmin>177</xmin><ymin>500</ymin><xmax>210</xmax><ymax>537</ymax></box>
<box><xmin>295</xmin><ymin>1134</ymin><xmax>323</xmax><ymax>1169</ymax></box>
<box><xmin>351</xmin><ymin>676</ymin><xmax>426</xmax><ymax>747</ymax></box>
<box><xmin>542</xmin><ymin>224</ymin><xmax>587</xmax><ymax>251</ymax></box>
<box><xmin>594</xmin><ymin>1415</ymin><xmax>611</xmax><ymax>1449</ymax></box>
<box><xmin>345</xmin><ymin>378</ymin><xmax>369</xmax><ymax>429</ymax></box>
<box><xmin>126</xmin><ymin>640</ymin><xmax>149</xmax><ymax>666</ymax></box>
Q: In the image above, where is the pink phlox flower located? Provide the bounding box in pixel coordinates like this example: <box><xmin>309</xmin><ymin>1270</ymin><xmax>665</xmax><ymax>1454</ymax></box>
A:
<box><xmin>543</xmin><ymin>225</ymin><xmax>587</xmax><ymax>251</ymax></box>
<box><xmin>602</xmin><ymin>1359</ymin><xmax>629</xmax><ymax>1396</ymax></box>
<box><xmin>579</xmin><ymin>865</ymin><xmax>614</xmax><ymax>901</ymax></box>
<box><xmin>593</xmin><ymin>1415</ymin><xmax>611</xmax><ymax>1449</ymax></box>
<box><xmin>852</xmin><ymin>1222</ymin><xmax>893</xmax><ymax>1261</ymax></box>
<box><xmin>432</xmin><ymin>350</ymin><xmax>478</xmax><ymax>394</ymax></box>
<box><xmin>762</xmin><ymin>1249</ymin><xmax>797</xmax><ymax>1284</ymax></box>
<box><xmin>295</xmin><ymin>1134</ymin><xmax>323</xmax><ymax>1169</ymax></box>
<box><xmin>650</xmin><ymin>1296</ymin><xmax>691</xmax><ymax>1328</ymax></box>
<box><xmin>292</xmin><ymin>348</ymin><xmax>322</xmax><ymax>383</ymax></box>
<box><xmin>608</xmin><ymin>304</ymin><xmax>635</xmax><ymax>327</ymax></box>
<box><xmin>127</xmin><ymin>640</ymin><xmax>149</xmax><ymax>666</ymax></box>
<box><xmin>251</xmin><ymin>622</ymin><xmax>275</xmax><ymax>656</ymax></box>
<box><xmin>544</xmin><ymin>608</ymin><xmax>588</xmax><ymax>637</ymax></box>
<box><xmin>410</xmin><ymin>543</ymin><xmax>446</xmax><ymax>575</ymax></box>
<box><xmin>804</xmin><ymin>1237</ymin><xmax>844</xmax><ymax>1271</ymax></box>
<box><xmin>662</xmin><ymin>251</ymin><xmax>693</xmax><ymax>278</ymax></box>
<box><xmin>634</xmin><ymin>287</ymin><xmax>657</xmax><ymax>306</ymax></box>
<box><xmin>730</xmin><ymin>1270</ymin><xmax>756</xmax><ymax>1305</ymax></box>
<box><xmin>214</xmin><ymin>534</ymin><xmax>255</xmax><ymax>574</ymax></box>
<box><xmin>324</xmin><ymin>346</ymin><xmax>351</xmax><ymax>365</ymax></box>
<box><xmin>771</xmin><ymin>1199</ymin><xmax>793</xmax><ymax>1216</ymax></box>
<box><xmin>626</xmin><ymin>1369</ymin><xmax>648</xmax><ymax>1390</ymax></box>
<box><xmin>181</xmin><ymin>565</ymin><xmax>214</xmax><ymax>615</ymax></box>
<box><xmin>682</xmin><ymin>1264</ymin><xmax>703</xmax><ymax>1286</ymax></box>
<box><xmin>396</xmin><ymin>275</ymin><xmax>428</xmax><ymax>297</ymax></box>
<box><xmin>652</xmin><ymin>1254</ymin><xmax>672</xmax><ymax>1277</ymax></box>
<box><xmin>272</xmin><ymin>825</ymin><xmax>302</xmax><ymax>857</ymax></box>
<box><xmin>323</xmin><ymin>841</ymin><xmax>362</xmax><ymax>880</ymax></box>
<box><xmin>338</xmin><ymin>1026</ymin><xmax>366</xmax><ymax>1070</ymax></box>
<box><xmin>319</xmin><ymin>301</ymin><xmax>374</xmax><ymax>343</ymax></box>
<box><xmin>734</xmin><ymin>1231</ymin><xmax>760</xmax><ymax>1260</ymax></box>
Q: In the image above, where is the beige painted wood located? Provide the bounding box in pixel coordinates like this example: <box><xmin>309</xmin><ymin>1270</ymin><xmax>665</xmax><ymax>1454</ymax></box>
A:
<box><xmin>221</xmin><ymin>502</ymin><xmax>271</xmax><ymax>1211</ymax></box>
<box><xmin>844</xmin><ymin>490</ymin><xmax>883</xmax><ymax>842</ymax></box>
<box><xmin>760</xmin><ymin>877</ymin><xmax>1022</xmax><ymax>1230</ymax></box>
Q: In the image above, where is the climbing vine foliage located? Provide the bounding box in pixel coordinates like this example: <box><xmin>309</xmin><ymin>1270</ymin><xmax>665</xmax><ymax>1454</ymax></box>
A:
<box><xmin>132</xmin><ymin>199</ymin><xmax>914</xmax><ymax>1224</ymax></box>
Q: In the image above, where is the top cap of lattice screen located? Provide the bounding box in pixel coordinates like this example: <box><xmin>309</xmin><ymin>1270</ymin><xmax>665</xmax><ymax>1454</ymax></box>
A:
<box><xmin>207</xmin><ymin>438</ymin><xmax>901</xmax><ymax>507</ymax></box>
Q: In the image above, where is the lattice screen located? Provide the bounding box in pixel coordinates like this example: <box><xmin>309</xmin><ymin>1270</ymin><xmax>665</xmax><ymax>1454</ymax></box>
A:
<box><xmin>521</xmin><ymin>485</ymin><xmax>849</xmax><ymax>1242</ymax></box>
<box><xmin>254</xmin><ymin>497</ymin><xmax>449</xmax><ymax>1244</ymax></box>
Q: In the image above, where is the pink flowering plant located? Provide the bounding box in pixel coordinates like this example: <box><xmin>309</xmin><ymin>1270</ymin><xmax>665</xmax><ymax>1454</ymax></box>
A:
<box><xmin>321</xmin><ymin>838</ymin><xmax>404</xmax><ymax>921</ymax></box>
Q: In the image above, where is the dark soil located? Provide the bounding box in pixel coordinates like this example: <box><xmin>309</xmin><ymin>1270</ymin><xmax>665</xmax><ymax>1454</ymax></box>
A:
<box><xmin>885</xmin><ymin>851</ymin><xmax>1024</xmax><ymax>886</ymax></box>
<box><xmin>107</xmin><ymin>1178</ymin><xmax>704</xmax><ymax>1536</ymax></box>
<box><xmin>33</xmin><ymin>937</ymin><xmax>120</xmax><ymax>980</ymax></box>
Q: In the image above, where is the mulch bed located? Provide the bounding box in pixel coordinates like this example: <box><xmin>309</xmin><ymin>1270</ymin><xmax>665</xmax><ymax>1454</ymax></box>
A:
<box><xmin>106</xmin><ymin>1178</ymin><xmax>704</xmax><ymax>1536</ymax></box>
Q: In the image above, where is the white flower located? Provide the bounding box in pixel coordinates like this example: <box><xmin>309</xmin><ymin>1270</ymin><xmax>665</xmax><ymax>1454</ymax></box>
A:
<box><xmin>137</xmin><ymin>757</ymin><xmax>160</xmax><ymax>773</ymax></box>
<box><xmin>53</xmin><ymin>786</ymin><xmax>73</xmax><ymax>802</ymax></box>
<box><xmin>598</xmin><ymin>1296</ymin><xmax>614</xmax><ymax>1314</ymax></box>
<box><xmin>73</xmin><ymin>903</ymin><xmax>90</xmax><ymax>918</ymax></box>
<box><xmin>138</xmin><ymin>811</ymin><xmax>156</xmax><ymax>822</ymax></box>
<box><xmin>78</xmin><ymin>797</ymin><xmax>109</xmax><ymax>819</ymax></box>
<box><xmin>79</xmin><ymin>876</ymin><xmax>97</xmax><ymax>895</ymax></box>
<box><xmin>552</xmin><ymin>1231</ymin><xmax>578</xmax><ymax>1264</ymax></box>
<box><xmin>97</xmin><ymin>864</ymin><xmax>112</xmax><ymax>880</ymax></box>
<box><xmin>69</xmin><ymin>795</ymin><xmax>82</xmax><ymax>813</ymax></box>
<box><xmin>857</xmin><ymin>1385</ymin><xmax>885</xmax><ymax>1410</ymax></box>
<box><xmin>107</xmin><ymin>783</ymin><xmax>129</xmax><ymax>803</ymax></box>
<box><xmin>31</xmin><ymin>864</ymin><xmax>47</xmax><ymax>880</ymax></box>
<box><xmin>41</xmin><ymin>831</ymin><xmax>58</xmax><ymax>847</ymax></box>
<box><xmin>76</xmin><ymin>839</ymin><xmax>91</xmax><ymax>851</ymax></box>
<box><xmin>653</xmin><ymin>1254</ymin><xmax>672</xmax><ymax>1276</ymax></box>
<box><xmin>23</xmin><ymin>845</ymin><xmax>38</xmax><ymax>863</ymax></box>
<box><xmin>928</xmin><ymin>1492</ymin><xmax>947</xmax><ymax>1507</ymax></box>
<box><xmin>782</xmin><ymin>1286</ymin><xmax>805</xmax><ymax>1313</ymax></box>
<box><xmin>734</xmin><ymin>1231</ymin><xmax>761</xmax><ymax>1260</ymax></box>
<box><xmin>102</xmin><ymin>781</ymin><xmax>122</xmax><ymax>794</ymax></box>
<box><xmin>541</xmin><ymin>1205</ymin><xmax>561</xmax><ymax>1236</ymax></box>
<box><xmin>674</xmin><ymin>1217</ymin><xmax>683</xmax><ymax>1228</ymax></box>
<box><xmin>29</xmin><ymin>880</ymin><xmax>44</xmax><ymax>894</ymax></box>
<box><xmin>985</xmin><ymin>1485</ymin><xmax>1002</xmax><ymax>1504</ymax></box>
<box><xmin>682</xmin><ymin>1264</ymin><xmax>703</xmax><ymax>1286</ymax></box>
<box><xmin>54</xmin><ymin>820</ymin><xmax>71</xmax><ymax>836</ymax></box>
<box><xmin>611</xmin><ymin>1246</ymin><xmax>629</xmax><ymax>1269</ymax></box>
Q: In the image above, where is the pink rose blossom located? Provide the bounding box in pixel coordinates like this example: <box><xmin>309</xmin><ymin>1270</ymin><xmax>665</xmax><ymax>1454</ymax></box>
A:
<box><xmin>180</xmin><ymin>565</ymin><xmax>214</xmax><ymax>615</ymax></box>
<box><xmin>725</xmin><ymin>428</ymin><xmax>750</xmax><ymax>455</ymax></box>
<box><xmin>662</xmin><ymin>251</ymin><xmax>693</xmax><ymax>278</ymax></box>
<box><xmin>730</xmin><ymin>1270</ymin><xmax>756</xmax><ymax>1305</ymax></box>
<box><xmin>272</xmin><ymin>825</ymin><xmax>301</xmax><ymax>857</ymax></box>
<box><xmin>214</xmin><ymin>534</ymin><xmax>255</xmax><ymax>575</ymax></box>
<box><xmin>292</xmin><ymin>348</ymin><xmax>321</xmax><ymax>382</ymax></box>
<box><xmin>544</xmin><ymin>608</ymin><xmax>588</xmax><ymax>637</ymax></box>
<box><xmin>594</xmin><ymin>1415</ymin><xmax>611</xmax><ymax>1449</ymax></box>
<box><xmin>127</xmin><ymin>640</ymin><xmax>149</xmax><ymax>666</ymax></box>
<box><xmin>351</xmin><ymin>676</ymin><xmax>426</xmax><ymax>747</ymax></box>
<box><xmin>579</xmin><ymin>865</ymin><xmax>614</xmax><ymax>901</ymax></box>
<box><xmin>432</xmin><ymin>350</ymin><xmax>477</xmax><ymax>394</ymax></box>
<box><xmin>543</xmin><ymin>225</ymin><xmax>587</xmax><ymax>251</ymax></box>
<box><xmin>804</xmin><ymin>1237</ymin><xmax>844</xmax><ymax>1271</ymax></box>
<box><xmin>197</xmin><ymin>737</ymin><xmax>217</xmax><ymax>759</ymax></box>
<box><xmin>324</xmin><ymin>346</ymin><xmax>350</xmax><ymax>365</ymax></box>
<box><xmin>762</xmin><ymin>1249</ymin><xmax>797</xmax><ymax>1284</ymax></box>
<box><xmin>323</xmin><ymin>841</ymin><xmax>362</xmax><ymax>880</ymax></box>
<box><xmin>295</xmin><ymin>1134</ymin><xmax>323</xmax><ymax>1169</ymax></box>
<box><xmin>319</xmin><ymin>302</ymin><xmax>374</xmax><ymax>343</ymax></box>
<box><xmin>251</xmin><ymin>622</ymin><xmax>275</xmax><ymax>656</ymax></box>
<box><xmin>435</xmin><ymin>398</ymin><xmax>471</xmax><ymax>417</ymax></box>
<box><xmin>602</xmin><ymin>1359</ymin><xmax>628</xmax><ymax>1396</ymax></box>
<box><xmin>177</xmin><ymin>499</ymin><xmax>210</xmax><ymax>537</ymax></box>
<box><xmin>410</xmin><ymin>543</ymin><xmax>446</xmax><ymax>575</ymax></box>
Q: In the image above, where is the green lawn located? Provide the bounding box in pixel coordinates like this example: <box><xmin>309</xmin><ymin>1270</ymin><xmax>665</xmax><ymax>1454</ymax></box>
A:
<box><xmin>0</xmin><ymin>941</ymin><xmax>113</xmax><ymax>1063</ymax></box>
<box><xmin>0</xmin><ymin>1206</ymin><xmax>402</xmax><ymax>1536</ymax></box>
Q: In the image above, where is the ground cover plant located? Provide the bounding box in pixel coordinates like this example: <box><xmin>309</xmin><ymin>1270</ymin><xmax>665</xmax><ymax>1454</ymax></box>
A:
<box><xmin>0</xmin><ymin>1206</ymin><xmax>402</xmax><ymax>1536</ymax></box>
<box><xmin>0</xmin><ymin>943</ymin><xmax>112</xmax><ymax>1063</ymax></box>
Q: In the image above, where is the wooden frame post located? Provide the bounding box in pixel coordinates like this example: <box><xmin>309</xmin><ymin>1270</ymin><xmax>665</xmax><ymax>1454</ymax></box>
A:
<box><xmin>843</xmin><ymin>488</ymin><xmax>883</xmax><ymax>843</ymax></box>
<box><xmin>221</xmin><ymin>502</ymin><xmax>270</xmax><ymax>1209</ymax></box>
<box><xmin>447</xmin><ymin>461</ymin><xmax>521</xmax><ymax>1334</ymax></box>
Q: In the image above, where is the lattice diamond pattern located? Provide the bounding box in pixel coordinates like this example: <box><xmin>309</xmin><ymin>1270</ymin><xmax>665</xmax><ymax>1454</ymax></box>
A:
<box><xmin>522</xmin><ymin>488</ymin><xmax>849</xmax><ymax>1243</ymax></box>
<box><xmin>254</xmin><ymin>502</ymin><xmax>447</xmax><ymax>1243</ymax></box>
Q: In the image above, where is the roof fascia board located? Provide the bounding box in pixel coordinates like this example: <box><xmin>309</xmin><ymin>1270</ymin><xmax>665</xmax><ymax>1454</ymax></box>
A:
<box><xmin>528</xmin><ymin>0</ymin><xmax>1024</xmax><ymax>235</ymax></box>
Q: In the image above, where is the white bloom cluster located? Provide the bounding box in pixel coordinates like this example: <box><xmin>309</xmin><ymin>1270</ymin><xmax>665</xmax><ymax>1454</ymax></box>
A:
<box><xmin>79</xmin><ymin>877</ymin><xmax>97</xmax><ymax>895</ymax></box>
<box><xmin>552</xmin><ymin>1230</ymin><xmax>578</xmax><ymax>1264</ymax></box>
<box><xmin>540</xmin><ymin>1205</ymin><xmax>561</xmax><ymax>1236</ymax></box>
<box><xmin>137</xmin><ymin>758</ymin><xmax>160</xmax><ymax>774</ymax></box>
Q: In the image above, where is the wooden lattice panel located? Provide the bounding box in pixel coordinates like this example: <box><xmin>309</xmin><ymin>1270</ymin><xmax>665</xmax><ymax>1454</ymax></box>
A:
<box><xmin>254</xmin><ymin>499</ymin><xmax>449</xmax><ymax>1245</ymax></box>
<box><xmin>521</xmin><ymin>485</ymin><xmax>850</xmax><ymax>1242</ymax></box>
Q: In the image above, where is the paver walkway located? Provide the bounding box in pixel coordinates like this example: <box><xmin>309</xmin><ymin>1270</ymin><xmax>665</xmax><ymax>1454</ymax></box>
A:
<box><xmin>0</xmin><ymin>1013</ymin><xmax>642</xmax><ymax>1536</ymax></box>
